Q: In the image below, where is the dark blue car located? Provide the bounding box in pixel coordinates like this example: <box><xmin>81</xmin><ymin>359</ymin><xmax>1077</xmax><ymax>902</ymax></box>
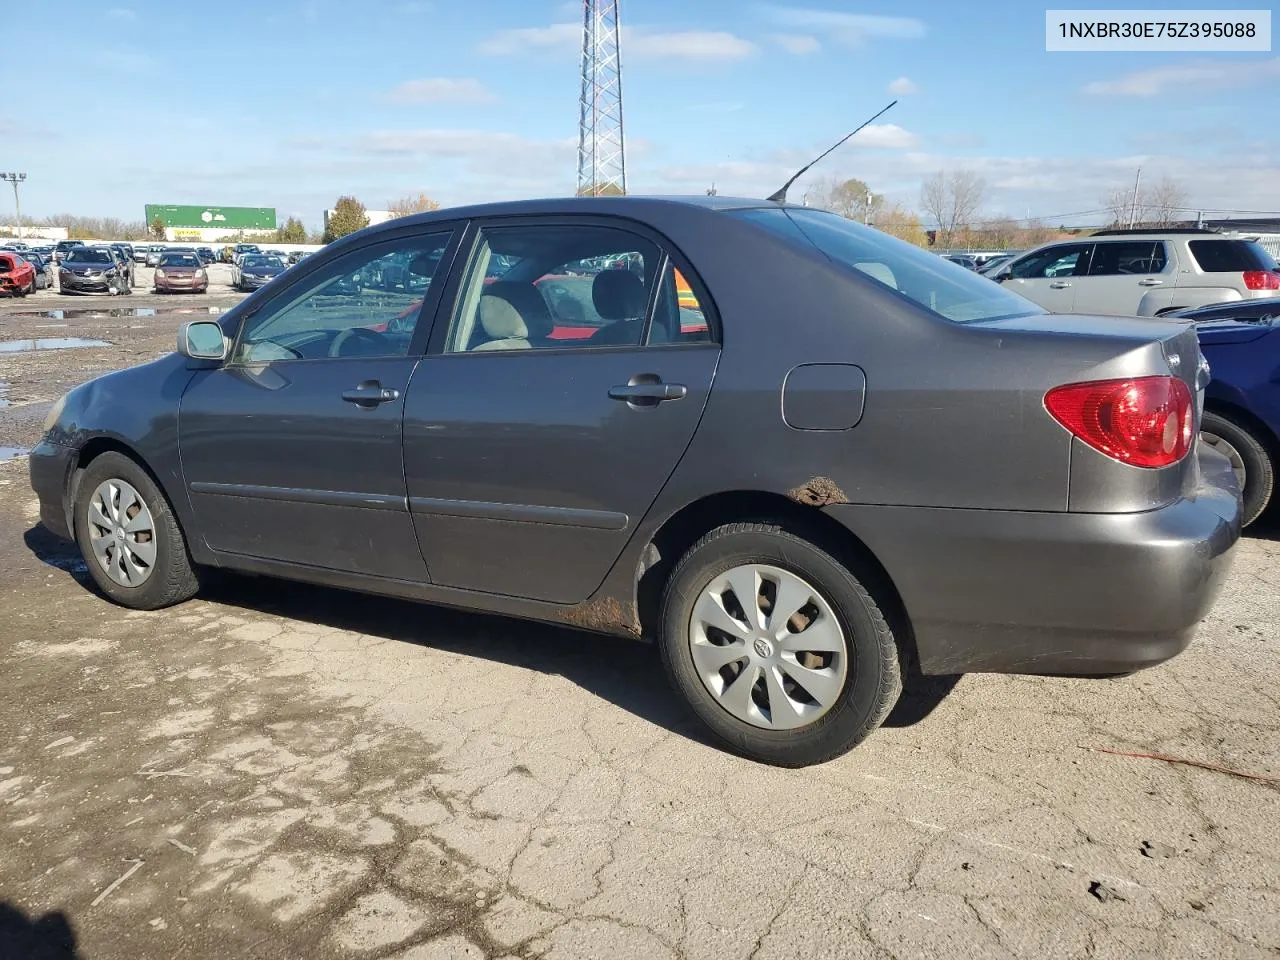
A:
<box><xmin>1173</xmin><ymin>297</ymin><xmax>1280</xmax><ymax>526</ymax></box>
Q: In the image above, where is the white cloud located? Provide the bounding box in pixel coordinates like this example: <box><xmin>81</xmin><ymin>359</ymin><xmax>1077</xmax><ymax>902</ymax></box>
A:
<box><xmin>107</xmin><ymin>7</ymin><xmax>137</xmax><ymax>19</ymax></box>
<box><xmin>1084</xmin><ymin>57</ymin><xmax>1280</xmax><ymax>96</ymax></box>
<box><xmin>480</xmin><ymin>22</ymin><xmax>757</xmax><ymax>63</ymax></box>
<box><xmin>769</xmin><ymin>33</ymin><xmax>820</xmax><ymax>54</ymax></box>
<box><xmin>479</xmin><ymin>22</ymin><xmax>580</xmax><ymax>55</ymax></box>
<box><xmin>385</xmin><ymin>78</ymin><xmax>496</xmax><ymax>105</ymax></box>
<box><xmin>846</xmin><ymin>123</ymin><xmax>919</xmax><ymax>149</ymax></box>
<box><xmin>757</xmin><ymin>4</ymin><xmax>925</xmax><ymax>47</ymax></box>
<box><xmin>887</xmin><ymin>76</ymin><xmax>917</xmax><ymax>96</ymax></box>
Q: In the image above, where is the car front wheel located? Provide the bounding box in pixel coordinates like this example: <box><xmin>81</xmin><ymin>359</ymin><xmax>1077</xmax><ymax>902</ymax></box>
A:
<box><xmin>73</xmin><ymin>451</ymin><xmax>200</xmax><ymax>609</ymax></box>
<box><xmin>1201</xmin><ymin>412</ymin><xmax>1274</xmax><ymax>527</ymax></box>
<box><xmin>659</xmin><ymin>522</ymin><xmax>902</xmax><ymax>767</ymax></box>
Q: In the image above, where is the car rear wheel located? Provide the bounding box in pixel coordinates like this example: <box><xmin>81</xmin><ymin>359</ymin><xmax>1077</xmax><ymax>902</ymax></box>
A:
<box><xmin>659</xmin><ymin>522</ymin><xmax>901</xmax><ymax>767</ymax></box>
<box><xmin>1201</xmin><ymin>412</ymin><xmax>1274</xmax><ymax>527</ymax></box>
<box><xmin>74</xmin><ymin>451</ymin><xmax>200</xmax><ymax>609</ymax></box>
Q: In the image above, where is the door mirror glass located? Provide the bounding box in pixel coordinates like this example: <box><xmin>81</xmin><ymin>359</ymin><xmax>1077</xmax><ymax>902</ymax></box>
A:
<box><xmin>179</xmin><ymin>320</ymin><xmax>228</xmax><ymax>360</ymax></box>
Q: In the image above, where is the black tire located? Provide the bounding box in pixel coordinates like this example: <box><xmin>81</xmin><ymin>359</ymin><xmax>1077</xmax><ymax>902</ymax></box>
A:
<box><xmin>658</xmin><ymin>522</ymin><xmax>902</xmax><ymax>767</ymax></box>
<box><xmin>73</xmin><ymin>451</ymin><xmax>200</xmax><ymax>610</ymax></box>
<box><xmin>1202</xmin><ymin>411</ymin><xmax>1274</xmax><ymax>527</ymax></box>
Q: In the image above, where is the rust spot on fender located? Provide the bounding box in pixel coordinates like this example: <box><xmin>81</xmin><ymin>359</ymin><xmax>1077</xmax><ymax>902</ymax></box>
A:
<box><xmin>787</xmin><ymin>476</ymin><xmax>849</xmax><ymax>507</ymax></box>
<box><xmin>558</xmin><ymin>596</ymin><xmax>641</xmax><ymax>637</ymax></box>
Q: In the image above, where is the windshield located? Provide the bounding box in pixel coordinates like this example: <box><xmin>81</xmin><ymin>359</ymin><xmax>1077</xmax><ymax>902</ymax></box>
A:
<box><xmin>244</xmin><ymin>256</ymin><xmax>283</xmax><ymax>268</ymax></box>
<box><xmin>160</xmin><ymin>254</ymin><xmax>199</xmax><ymax>267</ymax></box>
<box><xmin>69</xmin><ymin>248</ymin><xmax>113</xmax><ymax>264</ymax></box>
<box><xmin>733</xmin><ymin>207</ymin><xmax>1043</xmax><ymax>324</ymax></box>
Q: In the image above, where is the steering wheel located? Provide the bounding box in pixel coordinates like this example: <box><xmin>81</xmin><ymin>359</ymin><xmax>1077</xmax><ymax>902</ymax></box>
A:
<box><xmin>329</xmin><ymin>327</ymin><xmax>388</xmax><ymax>358</ymax></box>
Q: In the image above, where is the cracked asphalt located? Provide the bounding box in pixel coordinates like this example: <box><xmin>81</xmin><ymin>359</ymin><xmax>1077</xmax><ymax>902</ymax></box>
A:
<box><xmin>1</xmin><ymin>303</ymin><xmax>1278</xmax><ymax>959</ymax></box>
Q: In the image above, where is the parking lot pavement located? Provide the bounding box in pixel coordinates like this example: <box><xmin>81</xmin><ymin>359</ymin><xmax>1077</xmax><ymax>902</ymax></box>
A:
<box><xmin>1</xmin><ymin>457</ymin><xmax>1278</xmax><ymax>960</ymax></box>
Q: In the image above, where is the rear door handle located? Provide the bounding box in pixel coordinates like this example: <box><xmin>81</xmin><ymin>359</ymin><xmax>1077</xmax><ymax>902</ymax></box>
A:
<box><xmin>1048</xmin><ymin>281</ymin><xmax>1072</xmax><ymax>289</ymax></box>
<box><xmin>1138</xmin><ymin>278</ymin><xmax>1164</xmax><ymax>286</ymax></box>
<box><xmin>608</xmin><ymin>381</ymin><xmax>687</xmax><ymax>404</ymax></box>
<box><xmin>342</xmin><ymin>381</ymin><xmax>400</xmax><ymax>407</ymax></box>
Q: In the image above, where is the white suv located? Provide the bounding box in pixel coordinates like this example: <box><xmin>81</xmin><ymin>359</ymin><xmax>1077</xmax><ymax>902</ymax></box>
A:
<box><xmin>990</xmin><ymin>228</ymin><xmax>1280</xmax><ymax>316</ymax></box>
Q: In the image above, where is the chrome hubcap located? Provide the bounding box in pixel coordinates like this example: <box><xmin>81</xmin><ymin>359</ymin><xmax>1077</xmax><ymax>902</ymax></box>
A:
<box><xmin>86</xmin><ymin>479</ymin><xmax>157</xmax><ymax>587</ymax></box>
<box><xmin>688</xmin><ymin>563</ymin><xmax>848</xmax><ymax>730</ymax></box>
<box><xmin>1201</xmin><ymin>431</ymin><xmax>1247</xmax><ymax>492</ymax></box>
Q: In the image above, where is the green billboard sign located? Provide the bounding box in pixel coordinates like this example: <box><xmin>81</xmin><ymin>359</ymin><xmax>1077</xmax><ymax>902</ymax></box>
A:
<box><xmin>144</xmin><ymin>204</ymin><xmax>277</xmax><ymax>230</ymax></box>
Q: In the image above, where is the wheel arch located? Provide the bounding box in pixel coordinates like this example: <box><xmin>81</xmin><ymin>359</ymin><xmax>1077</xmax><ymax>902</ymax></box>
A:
<box><xmin>67</xmin><ymin>437</ymin><xmax>181</xmax><ymax>538</ymax></box>
<box><xmin>1202</xmin><ymin>398</ymin><xmax>1280</xmax><ymax>462</ymax></box>
<box><xmin>634</xmin><ymin>489</ymin><xmax>917</xmax><ymax>666</ymax></box>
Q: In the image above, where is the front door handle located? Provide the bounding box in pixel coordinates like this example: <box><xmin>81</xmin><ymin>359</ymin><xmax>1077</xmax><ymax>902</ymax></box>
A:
<box><xmin>1048</xmin><ymin>281</ymin><xmax>1072</xmax><ymax>289</ymax></box>
<box><xmin>609</xmin><ymin>380</ymin><xmax>687</xmax><ymax>405</ymax></box>
<box><xmin>342</xmin><ymin>381</ymin><xmax>400</xmax><ymax>408</ymax></box>
<box><xmin>1138</xmin><ymin>278</ymin><xmax>1164</xmax><ymax>286</ymax></box>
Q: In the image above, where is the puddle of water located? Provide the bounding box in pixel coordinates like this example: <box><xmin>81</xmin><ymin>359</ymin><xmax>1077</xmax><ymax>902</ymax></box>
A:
<box><xmin>0</xmin><ymin>382</ymin><xmax>7</xmax><ymax>408</ymax></box>
<box><xmin>0</xmin><ymin>337</ymin><xmax>111</xmax><ymax>353</ymax></box>
<box><xmin>3</xmin><ymin>305</ymin><xmax>225</xmax><ymax>321</ymax></box>
<box><xmin>0</xmin><ymin>446</ymin><xmax>29</xmax><ymax>461</ymax></box>
<box><xmin>35</xmin><ymin>323</ymin><xmax>68</xmax><ymax>329</ymax></box>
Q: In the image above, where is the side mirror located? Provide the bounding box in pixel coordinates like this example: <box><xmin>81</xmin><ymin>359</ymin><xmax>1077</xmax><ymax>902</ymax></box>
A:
<box><xmin>178</xmin><ymin>320</ymin><xmax>228</xmax><ymax>361</ymax></box>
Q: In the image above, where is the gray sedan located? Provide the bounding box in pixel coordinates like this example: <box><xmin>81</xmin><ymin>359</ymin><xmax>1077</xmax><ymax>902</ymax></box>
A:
<box><xmin>28</xmin><ymin>196</ymin><xmax>1241</xmax><ymax>766</ymax></box>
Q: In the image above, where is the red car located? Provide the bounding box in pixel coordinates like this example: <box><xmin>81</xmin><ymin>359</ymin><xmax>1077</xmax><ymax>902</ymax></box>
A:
<box><xmin>0</xmin><ymin>252</ymin><xmax>37</xmax><ymax>297</ymax></box>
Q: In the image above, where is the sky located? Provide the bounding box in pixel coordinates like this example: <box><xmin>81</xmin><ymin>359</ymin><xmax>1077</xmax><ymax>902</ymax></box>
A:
<box><xmin>2</xmin><ymin>0</ymin><xmax>1277</xmax><ymax>230</ymax></box>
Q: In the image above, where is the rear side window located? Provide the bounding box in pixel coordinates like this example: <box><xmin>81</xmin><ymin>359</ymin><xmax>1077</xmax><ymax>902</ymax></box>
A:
<box><xmin>1188</xmin><ymin>239</ymin><xmax>1277</xmax><ymax>273</ymax></box>
<box><xmin>1087</xmin><ymin>241</ymin><xmax>1168</xmax><ymax>276</ymax></box>
<box><xmin>1009</xmin><ymin>243</ymin><xmax>1092</xmax><ymax>279</ymax></box>
<box><xmin>734</xmin><ymin>208</ymin><xmax>1042</xmax><ymax>324</ymax></box>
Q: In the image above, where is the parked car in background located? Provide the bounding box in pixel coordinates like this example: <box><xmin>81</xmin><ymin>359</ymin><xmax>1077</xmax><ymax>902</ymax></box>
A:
<box><xmin>145</xmin><ymin>246</ymin><xmax>167</xmax><ymax>268</ymax></box>
<box><xmin>231</xmin><ymin>243</ymin><xmax>261</xmax><ymax>265</ymax></box>
<box><xmin>153</xmin><ymin>251</ymin><xmax>209</xmax><ymax>294</ymax></box>
<box><xmin>106</xmin><ymin>244</ymin><xmax>135</xmax><ymax>284</ymax></box>
<box><xmin>0</xmin><ymin>251</ymin><xmax>37</xmax><ymax>296</ymax></box>
<box><xmin>979</xmin><ymin>254</ymin><xmax>1017</xmax><ymax>277</ymax></box>
<box><xmin>20</xmin><ymin>252</ymin><xmax>54</xmax><ymax>290</ymax></box>
<box><xmin>944</xmin><ymin>254</ymin><xmax>978</xmax><ymax>270</ymax></box>
<box><xmin>53</xmin><ymin>239</ymin><xmax>82</xmax><ymax>263</ymax></box>
<box><xmin>1166</xmin><ymin>297</ymin><xmax>1280</xmax><ymax>527</ymax></box>
<box><xmin>28</xmin><ymin>196</ymin><xmax>1241</xmax><ymax>767</ymax></box>
<box><xmin>58</xmin><ymin>245</ymin><xmax>132</xmax><ymax>295</ymax></box>
<box><xmin>133</xmin><ymin>245</ymin><xmax>150</xmax><ymax>263</ymax></box>
<box><xmin>991</xmin><ymin>228</ymin><xmax>1280</xmax><ymax>316</ymax></box>
<box><xmin>286</xmin><ymin>250</ymin><xmax>307</xmax><ymax>265</ymax></box>
<box><xmin>231</xmin><ymin>252</ymin><xmax>286</xmax><ymax>291</ymax></box>
<box><xmin>196</xmin><ymin>247</ymin><xmax>215</xmax><ymax>265</ymax></box>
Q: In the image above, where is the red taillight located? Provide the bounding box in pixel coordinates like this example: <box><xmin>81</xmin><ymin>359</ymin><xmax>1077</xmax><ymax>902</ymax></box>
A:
<box><xmin>1044</xmin><ymin>376</ymin><xmax>1193</xmax><ymax>469</ymax></box>
<box><xmin>1243</xmin><ymin>270</ymin><xmax>1280</xmax><ymax>290</ymax></box>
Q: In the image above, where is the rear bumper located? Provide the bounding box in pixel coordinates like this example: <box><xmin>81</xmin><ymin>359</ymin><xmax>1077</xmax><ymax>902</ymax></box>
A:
<box><xmin>826</xmin><ymin>445</ymin><xmax>1241</xmax><ymax>676</ymax></box>
<box><xmin>29</xmin><ymin>439</ymin><xmax>77</xmax><ymax>541</ymax></box>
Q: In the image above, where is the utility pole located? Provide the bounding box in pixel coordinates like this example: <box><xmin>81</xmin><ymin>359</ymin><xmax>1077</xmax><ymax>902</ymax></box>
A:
<box><xmin>1</xmin><ymin>172</ymin><xmax>27</xmax><ymax>239</ymax></box>
<box><xmin>864</xmin><ymin>189</ymin><xmax>872</xmax><ymax>225</ymax></box>
<box><xmin>1126</xmin><ymin>167</ymin><xmax>1142</xmax><ymax>229</ymax></box>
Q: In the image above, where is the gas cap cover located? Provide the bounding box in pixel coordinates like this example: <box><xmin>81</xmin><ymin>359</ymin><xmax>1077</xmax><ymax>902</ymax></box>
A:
<box><xmin>781</xmin><ymin>363</ymin><xmax>867</xmax><ymax>431</ymax></box>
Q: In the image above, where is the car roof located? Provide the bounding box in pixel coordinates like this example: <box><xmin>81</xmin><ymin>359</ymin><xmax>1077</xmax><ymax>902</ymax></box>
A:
<box><xmin>380</xmin><ymin>195</ymin><xmax>780</xmax><ymax>228</ymax></box>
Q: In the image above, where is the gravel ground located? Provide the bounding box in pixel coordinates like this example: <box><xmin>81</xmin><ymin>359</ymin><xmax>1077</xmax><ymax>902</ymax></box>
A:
<box><xmin>0</xmin><ymin>298</ymin><xmax>1277</xmax><ymax>959</ymax></box>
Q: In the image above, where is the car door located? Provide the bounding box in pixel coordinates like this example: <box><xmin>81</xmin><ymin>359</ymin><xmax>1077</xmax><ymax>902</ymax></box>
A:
<box><xmin>1072</xmin><ymin>240</ymin><xmax>1170</xmax><ymax>316</ymax></box>
<box><xmin>1002</xmin><ymin>242</ymin><xmax>1093</xmax><ymax>312</ymax></box>
<box><xmin>402</xmin><ymin>218</ymin><xmax>721</xmax><ymax>604</ymax></box>
<box><xmin>179</xmin><ymin>225</ymin><xmax>460</xmax><ymax>579</ymax></box>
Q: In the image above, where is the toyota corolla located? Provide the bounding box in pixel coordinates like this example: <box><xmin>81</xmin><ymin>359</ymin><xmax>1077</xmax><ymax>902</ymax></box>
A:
<box><xmin>29</xmin><ymin>196</ymin><xmax>1241</xmax><ymax>766</ymax></box>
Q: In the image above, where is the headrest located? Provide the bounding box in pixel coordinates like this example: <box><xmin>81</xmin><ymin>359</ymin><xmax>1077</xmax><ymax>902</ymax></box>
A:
<box><xmin>478</xmin><ymin>293</ymin><xmax>527</xmax><ymax>340</ymax></box>
<box><xmin>592</xmin><ymin>269</ymin><xmax>646</xmax><ymax>321</ymax></box>
<box><xmin>484</xmin><ymin>280</ymin><xmax>553</xmax><ymax>338</ymax></box>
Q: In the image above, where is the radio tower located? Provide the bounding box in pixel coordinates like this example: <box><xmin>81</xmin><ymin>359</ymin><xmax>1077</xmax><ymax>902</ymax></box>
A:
<box><xmin>576</xmin><ymin>0</ymin><xmax>626</xmax><ymax>196</ymax></box>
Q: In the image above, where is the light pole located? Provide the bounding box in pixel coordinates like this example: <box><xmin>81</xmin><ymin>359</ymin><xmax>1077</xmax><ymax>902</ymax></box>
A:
<box><xmin>1</xmin><ymin>172</ymin><xmax>27</xmax><ymax>239</ymax></box>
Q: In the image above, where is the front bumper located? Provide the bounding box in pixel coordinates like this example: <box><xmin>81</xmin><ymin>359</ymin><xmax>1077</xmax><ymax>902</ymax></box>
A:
<box><xmin>29</xmin><ymin>439</ymin><xmax>78</xmax><ymax>541</ymax></box>
<box><xmin>826</xmin><ymin>444</ymin><xmax>1241</xmax><ymax>676</ymax></box>
<box><xmin>60</xmin><ymin>275</ymin><xmax>117</xmax><ymax>292</ymax></box>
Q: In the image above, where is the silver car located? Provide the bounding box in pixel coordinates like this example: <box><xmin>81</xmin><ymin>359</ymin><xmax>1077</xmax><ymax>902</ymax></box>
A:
<box><xmin>990</xmin><ymin>228</ymin><xmax>1280</xmax><ymax>316</ymax></box>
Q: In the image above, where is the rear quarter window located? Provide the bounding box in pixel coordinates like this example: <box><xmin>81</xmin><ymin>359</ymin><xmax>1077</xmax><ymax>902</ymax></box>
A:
<box><xmin>734</xmin><ymin>207</ymin><xmax>1042</xmax><ymax>324</ymax></box>
<box><xmin>1188</xmin><ymin>239</ymin><xmax>1277</xmax><ymax>273</ymax></box>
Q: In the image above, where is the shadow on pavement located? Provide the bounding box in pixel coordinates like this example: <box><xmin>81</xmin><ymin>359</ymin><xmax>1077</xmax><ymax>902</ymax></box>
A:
<box><xmin>0</xmin><ymin>903</ymin><xmax>80</xmax><ymax>960</ymax></box>
<box><xmin>24</xmin><ymin>524</ymin><xmax>959</xmax><ymax>752</ymax></box>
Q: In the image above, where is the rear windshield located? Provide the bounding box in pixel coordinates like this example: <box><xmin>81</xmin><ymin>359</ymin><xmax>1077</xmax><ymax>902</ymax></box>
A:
<box><xmin>732</xmin><ymin>207</ymin><xmax>1042</xmax><ymax>323</ymax></box>
<box><xmin>1188</xmin><ymin>239</ymin><xmax>1277</xmax><ymax>273</ymax></box>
